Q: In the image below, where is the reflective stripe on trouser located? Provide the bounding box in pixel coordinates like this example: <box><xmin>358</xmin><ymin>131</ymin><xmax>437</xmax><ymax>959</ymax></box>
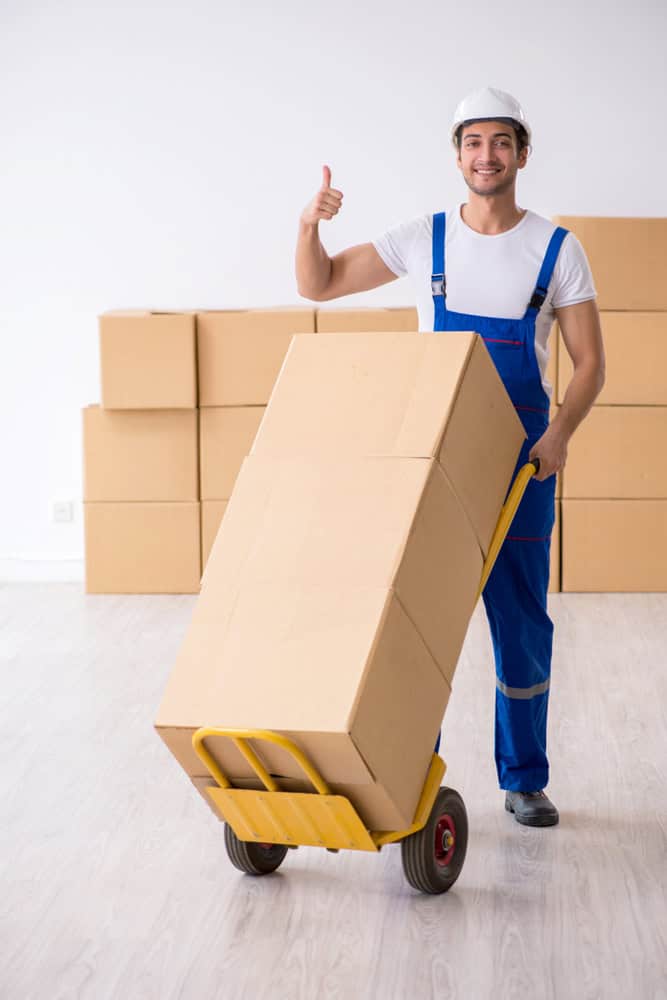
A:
<box><xmin>431</xmin><ymin>211</ymin><xmax>566</xmax><ymax>791</ymax></box>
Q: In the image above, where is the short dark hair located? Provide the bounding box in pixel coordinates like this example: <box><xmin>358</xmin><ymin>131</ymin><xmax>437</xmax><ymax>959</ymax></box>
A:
<box><xmin>456</xmin><ymin>118</ymin><xmax>529</xmax><ymax>154</ymax></box>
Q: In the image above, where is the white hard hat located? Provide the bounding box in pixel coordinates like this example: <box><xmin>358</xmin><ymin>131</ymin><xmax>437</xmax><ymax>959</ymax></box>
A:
<box><xmin>451</xmin><ymin>87</ymin><xmax>532</xmax><ymax>150</ymax></box>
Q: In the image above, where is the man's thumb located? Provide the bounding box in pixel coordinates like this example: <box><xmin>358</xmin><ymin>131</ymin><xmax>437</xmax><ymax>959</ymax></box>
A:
<box><xmin>321</xmin><ymin>164</ymin><xmax>332</xmax><ymax>189</ymax></box>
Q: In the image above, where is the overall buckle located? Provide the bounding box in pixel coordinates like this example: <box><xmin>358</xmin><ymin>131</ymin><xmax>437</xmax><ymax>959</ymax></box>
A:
<box><xmin>431</xmin><ymin>273</ymin><xmax>446</xmax><ymax>297</ymax></box>
<box><xmin>529</xmin><ymin>286</ymin><xmax>547</xmax><ymax>311</ymax></box>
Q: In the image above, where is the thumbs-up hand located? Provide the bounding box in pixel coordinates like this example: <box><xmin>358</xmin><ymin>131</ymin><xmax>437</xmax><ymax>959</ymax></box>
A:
<box><xmin>300</xmin><ymin>164</ymin><xmax>344</xmax><ymax>226</ymax></box>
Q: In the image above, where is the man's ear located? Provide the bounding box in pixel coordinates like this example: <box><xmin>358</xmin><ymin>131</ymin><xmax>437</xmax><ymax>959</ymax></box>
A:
<box><xmin>517</xmin><ymin>146</ymin><xmax>529</xmax><ymax>170</ymax></box>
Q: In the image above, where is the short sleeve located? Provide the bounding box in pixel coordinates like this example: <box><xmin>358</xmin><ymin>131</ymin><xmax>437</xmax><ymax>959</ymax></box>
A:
<box><xmin>372</xmin><ymin>216</ymin><xmax>426</xmax><ymax>279</ymax></box>
<box><xmin>550</xmin><ymin>232</ymin><xmax>597</xmax><ymax>309</ymax></box>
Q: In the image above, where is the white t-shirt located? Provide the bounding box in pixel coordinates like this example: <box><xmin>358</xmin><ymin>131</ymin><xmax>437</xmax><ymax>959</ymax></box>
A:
<box><xmin>372</xmin><ymin>206</ymin><xmax>596</xmax><ymax>399</ymax></box>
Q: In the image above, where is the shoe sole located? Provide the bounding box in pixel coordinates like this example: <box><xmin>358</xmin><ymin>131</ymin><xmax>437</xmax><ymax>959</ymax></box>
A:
<box><xmin>505</xmin><ymin>800</ymin><xmax>559</xmax><ymax>827</ymax></box>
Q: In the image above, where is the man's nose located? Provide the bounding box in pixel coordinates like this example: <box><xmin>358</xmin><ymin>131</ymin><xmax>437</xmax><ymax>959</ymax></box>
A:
<box><xmin>477</xmin><ymin>141</ymin><xmax>497</xmax><ymax>161</ymax></box>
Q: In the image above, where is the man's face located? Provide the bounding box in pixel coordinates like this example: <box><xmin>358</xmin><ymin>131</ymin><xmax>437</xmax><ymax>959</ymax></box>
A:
<box><xmin>456</xmin><ymin>120</ymin><xmax>528</xmax><ymax>197</ymax></box>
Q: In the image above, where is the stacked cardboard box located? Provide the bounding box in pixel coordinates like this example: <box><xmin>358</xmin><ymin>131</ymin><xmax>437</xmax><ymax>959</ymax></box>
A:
<box><xmin>83</xmin><ymin>312</ymin><xmax>201</xmax><ymax>593</ymax></box>
<box><xmin>553</xmin><ymin>218</ymin><xmax>667</xmax><ymax>591</ymax></box>
<box><xmin>316</xmin><ymin>306</ymin><xmax>418</xmax><ymax>333</ymax></box>
<box><xmin>156</xmin><ymin>332</ymin><xmax>525</xmax><ymax>831</ymax></box>
<box><xmin>84</xmin><ymin>304</ymin><xmax>553</xmax><ymax>594</ymax></box>
<box><xmin>83</xmin><ymin>307</ymin><xmax>425</xmax><ymax>591</ymax></box>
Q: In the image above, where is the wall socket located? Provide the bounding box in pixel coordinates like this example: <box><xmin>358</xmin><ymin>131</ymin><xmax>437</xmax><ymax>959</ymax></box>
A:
<box><xmin>51</xmin><ymin>500</ymin><xmax>74</xmax><ymax>523</ymax></box>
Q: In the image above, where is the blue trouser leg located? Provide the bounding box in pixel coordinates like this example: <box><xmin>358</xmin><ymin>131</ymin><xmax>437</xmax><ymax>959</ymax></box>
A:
<box><xmin>482</xmin><ymin>466</ymin><xmax>555</xmax><ymax>791</ymax></box>
<box><xmin>433</xmin><ymin>469</ymin><xmax>555</xmax><ymax>775</ymax></box>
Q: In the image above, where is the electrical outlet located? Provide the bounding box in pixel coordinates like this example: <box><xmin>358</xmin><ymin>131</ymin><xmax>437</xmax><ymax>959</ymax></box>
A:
<box><xmin>51</xmin><ymin>500</ymin><xmax>74</xmax><ymax>523</ymax></box>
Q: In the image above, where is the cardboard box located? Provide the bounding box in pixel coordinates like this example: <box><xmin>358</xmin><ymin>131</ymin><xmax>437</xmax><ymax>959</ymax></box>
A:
<box><xmin>561</xmin><ymin>500</ymin><xmax>667</xmax><ymax>592</ymax></box>
<box><xmin>548</xmin><ymin>501</ymin><xmax>560</xmax><ymax>593</ymax></box>
<box><xmin>250</xmin><ymin>332</ymin><xmax>526</xmax><ymax>556</ymax></box>
<box><xmin>99</xmin><ymin>311</ymin><xmax>196</xmax><ymax>409</ymax></box>
<box><xmin>199</xmin><ymin>406</ymin><xmax>265</xmax><ymax>500</ymax></box>
<box><xmin>197</xmin><ymin>308</ymin><xmax>316</xmax><ymax>406</ymax></box>
<box><xmin>82</xmin><ymin>405</ymin><xmax>198</xmax><ymax>502</ymax></box>
<box><xmin>156</xmin><ymin>454</ymin><xmax>480</xmax><ymax>830</ymax></box>
<box><xmin>552</xmin><ymin>217</ymin><xmax>667</xmax><ymax>310</ymax></box>
<box><xmin>558</xmin><ymin>312</ymin><xmax>667</xmax><ymax>405</ymax></box>
<box><xmin>157</xmin><ymin>333</ymin><xmax>526</xmax><ymax>830</ymax></box>
<box><xmin>315</xmin><ymin>307</ymin><xmax>418</xmax><ymax>333</ymax></box>
<box><xmin>199</xmin><ymin>455</ymin><xmax>482</xmax><ymax>686</ymax></box>
<box><xmin>85</xmin><ymin>502</ymin><xmax>200</xmax><ymax>593</ymax></box>
<box><xmin>563</xmin><ymin>407</ymin><xmax>667</xmax><ymax>498</ymax></box>
<box><xmin>201</xmin><ymin>500</ymin><xmax>228</xmax><ymax>572</ymax></box>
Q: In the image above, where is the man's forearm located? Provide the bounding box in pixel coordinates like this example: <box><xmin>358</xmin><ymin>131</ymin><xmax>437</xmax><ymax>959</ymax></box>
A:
<box><xmin>551</xmin><ymin>362</ymin><xmax>605</xmax><ymax>440</ymax></box>
<box><xmin>296</xmin><ymin>222</ymin><xmax>332</xmax><ymax>299</ymax></box>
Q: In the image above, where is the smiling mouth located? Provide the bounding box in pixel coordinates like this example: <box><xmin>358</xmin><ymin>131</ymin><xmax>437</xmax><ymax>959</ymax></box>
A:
<box><xmin>474</xmin><ymin>168</ymin><xmax>501</xmax><ymax>176</ymax></box>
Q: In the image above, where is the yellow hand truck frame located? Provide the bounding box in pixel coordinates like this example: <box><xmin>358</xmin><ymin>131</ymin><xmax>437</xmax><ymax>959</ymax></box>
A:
<box><xmin>192</xmin><ymin>460</ymin><xmax>541</xmax><ymax>894</ymax></box>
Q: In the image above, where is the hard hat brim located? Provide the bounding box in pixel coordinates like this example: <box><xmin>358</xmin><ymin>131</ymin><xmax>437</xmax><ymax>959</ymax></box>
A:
<box><xmin>451</xmin><ymin>116</ymin><xmax>532</xmax><ymax>150</ymax></box>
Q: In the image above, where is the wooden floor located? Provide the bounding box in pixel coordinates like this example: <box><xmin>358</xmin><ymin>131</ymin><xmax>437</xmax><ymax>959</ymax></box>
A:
<box><xmin>1</xmin><ymin>584</ymin><xmax>666</xmax><ymax>1000</ymax></box>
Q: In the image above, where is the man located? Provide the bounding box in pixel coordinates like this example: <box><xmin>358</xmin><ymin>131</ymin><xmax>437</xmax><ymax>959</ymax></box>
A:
<box><xmin>295</xmin><ymin>86</ymin><xmax>605</xmax><ymax>828</ymax></box>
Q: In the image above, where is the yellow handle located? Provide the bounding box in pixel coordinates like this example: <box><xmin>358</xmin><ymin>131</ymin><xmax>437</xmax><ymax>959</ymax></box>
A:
<box><xmin>476</xmin><ymin>459</ymin><xmax>540</xmax><ymax>601</ymax></box>
<box><xmin>192</xmin><ymin>727</ymin><xmax>331</xmax><ymax>796</ymax></box>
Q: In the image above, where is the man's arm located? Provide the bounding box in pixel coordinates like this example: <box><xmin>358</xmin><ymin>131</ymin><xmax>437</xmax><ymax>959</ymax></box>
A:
<box><xmin>296</xmin><ymin>165</ymin><xmax>398</xmax><ymax>301</ymax></box>
<box><xmin>529</xmin><ymin>299</ymin><xmax>606</xmax><ymax>480</ymax></box>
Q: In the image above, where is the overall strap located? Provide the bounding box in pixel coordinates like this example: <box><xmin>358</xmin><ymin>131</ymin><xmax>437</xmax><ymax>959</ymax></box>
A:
<box><xmin>431</xmin><ymin>212</ymin><xmax>447</xmax><ymax>331</ymax></box>
<box><xmin>525</xmin><ymin>225</ymin><xmax>569</xmax><ymax>317</ymax></box>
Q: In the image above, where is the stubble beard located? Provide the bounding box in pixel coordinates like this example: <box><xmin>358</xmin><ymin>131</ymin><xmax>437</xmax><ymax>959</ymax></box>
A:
<box><xmin>463</xmin><ymin>169</ymin><xmax>516</xmax><ymax>198</ymax></box>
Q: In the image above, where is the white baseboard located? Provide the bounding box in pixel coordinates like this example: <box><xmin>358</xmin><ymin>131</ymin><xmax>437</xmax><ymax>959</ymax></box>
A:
<box><xmin>0</xmin><ymin>558</ymin><xmax>85</xmax><ymax>582</ymax></box>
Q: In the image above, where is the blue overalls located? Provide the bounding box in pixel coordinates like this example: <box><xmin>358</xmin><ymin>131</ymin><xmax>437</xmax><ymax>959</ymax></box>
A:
<box><xmin>431</xmin><ymin>211</ymin><xmax>568</xmax><ymax>792</ymax></box>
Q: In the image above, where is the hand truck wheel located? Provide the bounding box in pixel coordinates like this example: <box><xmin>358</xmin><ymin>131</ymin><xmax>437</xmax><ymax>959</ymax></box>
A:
<box><xmin>401</xmin><ymin>786</ymin><xmax>468</xmax><ymax>894</ymax></box>
<box><xmin>224</xmin><ymin>823</ymin><xmax>289</xmax><ymax>875</ymax></box>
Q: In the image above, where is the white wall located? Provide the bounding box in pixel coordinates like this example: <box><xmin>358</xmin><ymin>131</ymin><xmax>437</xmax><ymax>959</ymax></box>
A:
<box><xmin>1</xmin><ymin>0</ymin><xmax>665</xmax><ymax>579</ymax></box>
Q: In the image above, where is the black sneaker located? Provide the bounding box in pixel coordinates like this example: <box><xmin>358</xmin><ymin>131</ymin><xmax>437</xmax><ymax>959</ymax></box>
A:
<box><xmin>505</xmin><ymin>790</ymin><xmax>559</xmax><ymax>827</ymax></box>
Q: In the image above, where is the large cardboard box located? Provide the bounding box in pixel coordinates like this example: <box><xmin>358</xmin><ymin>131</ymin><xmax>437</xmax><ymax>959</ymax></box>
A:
<box><xmin>552</xmin><ymin>217</ymin><xmax>667</xmax><ymax>310</ymax></box>
<box><xmin>198</xmin><ymin>455</ymin><xmax>482</xmax><ymax>687</ymax></box>
<box><xmin>562</xmin><ymin>407</ymin><xmax>667</xmax><ymax>498</ymax></box>
<box><xmin>250</xmin><ymin>332</ymin><xmax>525</xmax><ymax>556</ymax></box>
<box><xmin>558</xmin><ymin>312</ymin><xmax>667</xmax><ymax>405</ymax></box>
<box><xmin>99</xmin><ymin>311</ymin><xmax>196</xmax><ymax>409</ymax></box>
<box><xmin>201</xmin><ymin>500</ymin><xmax>228</xmax><ymax>572</ymax></box>
<box><xmin>157</xmin><ymin>333</ymin><xmax>526</xmax><ymax>830</ymax></box>
<box><xmin>199</xmin><ymin>406</ymin><xmax>265</xmax><ymax>500</ymax></box>
<box><xmin>157</xmin><ymin>455</ymin><xmax>470</xmax><ymax>830</ymax></box>
<box><xmin>85</xmin><ymin>502</ymin><xmax>200</xmax><ymax>593</ymax></box>
<box><xmin>562</xmin><ymin>500</ymin><xmax>667</xmax><ymax>592</ymax></box>
<box><xmin>83</xmin><ymin>405</ymin><xmax>198</xmax><ymax>502</ymax></box>
<box><xmin>197</xmin><ymin>308</ymin><xmax>316</xmax><ymax>406</ymax></box>
<box><xmin>315</xmin><ymin>307</ymin><xmax>418</xmax><ymax>333</ymax></box>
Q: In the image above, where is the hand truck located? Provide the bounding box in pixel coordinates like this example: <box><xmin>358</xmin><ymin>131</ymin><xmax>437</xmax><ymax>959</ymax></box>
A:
<box><xmin>192</xmin><ymin>460</ymin><xmax>540</xmax><ymax>894</ymax></box>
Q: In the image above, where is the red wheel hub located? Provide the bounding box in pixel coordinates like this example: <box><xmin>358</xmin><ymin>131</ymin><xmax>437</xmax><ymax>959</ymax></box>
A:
<box><xmin>434</xmin><ymin>813</ymin><xmax>456</xmax><ymax>867</ymax></box>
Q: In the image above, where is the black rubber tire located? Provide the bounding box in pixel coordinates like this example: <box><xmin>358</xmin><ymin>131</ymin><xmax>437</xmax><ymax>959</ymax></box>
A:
<box><xmin>401</xmin><ymin>786</ymin><xmax>468</xmax><ymax>894</ymax></box>
<box><xmin>224</xmin><ymin>824</ymin><xmax>289</xmax><ymax>875</ymax></box>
